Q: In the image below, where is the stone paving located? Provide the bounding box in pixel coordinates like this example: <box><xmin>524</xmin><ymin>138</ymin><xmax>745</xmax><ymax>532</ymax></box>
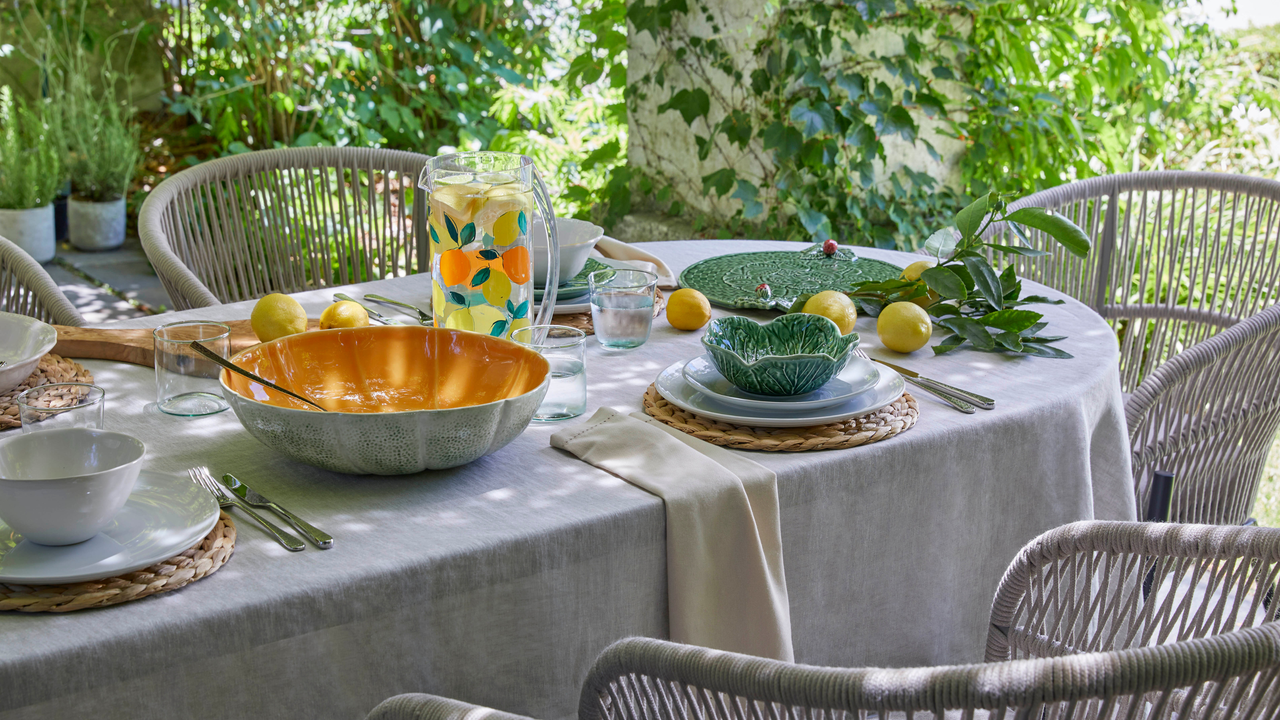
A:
<box><xmin>49</xmin><ymin>237</ymin><xmax>172</xmax><ymax>325</ymax></box>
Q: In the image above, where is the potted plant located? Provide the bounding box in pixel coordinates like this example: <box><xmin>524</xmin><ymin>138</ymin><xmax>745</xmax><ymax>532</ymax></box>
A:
<box><xmin>64</xmin><ymin>93</ymin><xmax>139</xmax><ymax>251</ymax></box>
<box><xmin>0</xmin><ymin>88</ymin><xmax>63</xmax><ymax>263</ymax></box>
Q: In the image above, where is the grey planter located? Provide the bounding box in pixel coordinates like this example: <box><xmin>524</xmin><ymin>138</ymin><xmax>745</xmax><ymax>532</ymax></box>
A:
<box><xmin>69</xmin><ymin>197</ymin><xmax>126</xmax><ymax>251</ymax></box>
<box><xmin>0</xmin><ymin>204</ymin><xmax>56</xmax><ymax>263</ymax></box>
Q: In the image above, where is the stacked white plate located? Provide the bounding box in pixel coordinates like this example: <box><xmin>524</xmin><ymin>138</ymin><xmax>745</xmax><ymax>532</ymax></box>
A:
<box><xmin>655</xmin><ymin>355</ymin><xmax>905</xmax><ymax>428</ymax></box>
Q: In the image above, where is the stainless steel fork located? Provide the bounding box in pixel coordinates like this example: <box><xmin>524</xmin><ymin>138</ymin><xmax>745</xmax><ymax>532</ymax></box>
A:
<box><xmin>856</xmin><ymin>349</ymin><xmax>975</xmax><ymax>414</ymax></box>
<box><xmin>189</xmin><ymin>467</ymin><xmax>305</xmax><ymax>551</ymax></box>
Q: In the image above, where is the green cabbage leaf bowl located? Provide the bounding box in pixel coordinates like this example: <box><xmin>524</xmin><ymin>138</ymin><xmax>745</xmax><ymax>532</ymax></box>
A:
<box><xmin>700</xmin><ymin>314</ymin><xmax>859</xmax><ymax>397</ymax></box>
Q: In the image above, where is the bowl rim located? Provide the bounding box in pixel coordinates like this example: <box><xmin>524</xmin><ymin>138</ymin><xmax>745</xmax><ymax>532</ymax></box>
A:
<box><xmin>0</xmin><ymin>428</ymin><xmax>146</xmax><ymax>483</ymax></box>
<box><xmin>533</xmin><ymin>217</ymin><xmax>604</xmax><ymax>248</ymax></box>
<box><xmin>220</xmin><ymin>325</ymin><xmax>552</xmax><ymax>416</ymax></box>
<box><xmin>701</xmin><ymin>314</ymin><xmax>859</xmax><ymax>367</ymax></box>
<box><xmin>0</xmin><ymin>312</ymin><xmax>57</xmax><ymax>364</ymax></box>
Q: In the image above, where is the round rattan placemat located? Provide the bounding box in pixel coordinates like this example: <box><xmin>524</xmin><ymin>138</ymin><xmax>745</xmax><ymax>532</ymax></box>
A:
<box><xmin>559</xmin><ymin>288</ymin><xmax>666</xmax><ymax>335</ymax></box>
<box><xmin>0</xmin><ymin>512</ymin><xmax>236</xmax><ymax>613</ymax></box>
<box><xmin>0</xmin><ymin>354</ymin><xmax>95</xmax><ymax>432</ymax></box>
<box><xmin>642</xmin><ymin>385</ymin><xmax>919</xmax><ymax>452</ymax></box>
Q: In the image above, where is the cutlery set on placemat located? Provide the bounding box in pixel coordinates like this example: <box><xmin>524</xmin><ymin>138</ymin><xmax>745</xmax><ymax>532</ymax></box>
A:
<box><xmin>189</xmin><ymin>467</ymin><xmax>332</xmax><ymax>551</ymax></box>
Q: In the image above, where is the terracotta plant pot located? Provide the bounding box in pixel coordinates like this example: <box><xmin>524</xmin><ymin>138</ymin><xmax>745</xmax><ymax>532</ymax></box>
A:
<box><xmin>0</xmin><ymin>204</ymin><xmax>56</xmax><ymax>263</ymax></box>
<box><xmin>69</xmin><ymin>197</ymin><xmax>126</xmax><ymax>251</ymax></box>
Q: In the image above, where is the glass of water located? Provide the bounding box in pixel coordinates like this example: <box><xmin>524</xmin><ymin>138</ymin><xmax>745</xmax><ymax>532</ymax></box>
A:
<box><xmin>510</xmin><ymin>325</ymin><xmax>587</xmax><ymax>422</ymax></box>
<box><xmin>17</xmin><ymin>383</ymin><xmax>105</xmax><ymax>433</ymax></box>
<box><xmin>589</xmin><ymin>269</ymin><xmax>657</xmax><ymax>350</ymax></box>
<box><xmin>153</xmin><ymin>321</ymin><xmax>231</xmax><ymax>416</ymax></box>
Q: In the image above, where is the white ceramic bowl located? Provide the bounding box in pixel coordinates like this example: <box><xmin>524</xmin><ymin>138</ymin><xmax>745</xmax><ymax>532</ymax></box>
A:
<box><xmin>532</xmin><ymin>217</ymin><xmax>604</xmax><ymax>288</ymax></box>
<box><xmin>0</xmin><ymin>313</ymin><xmax>57</xmax><ymax>394</ymax></box>
<box><xmin>219</xmin><ymin>326</ymin><xmax>550</xmax><ymax>475</ymax></box>
<box><xmin>0</xmin><ymin>428</ymin><xmax>146</xmax><ymax>546</ymax></box>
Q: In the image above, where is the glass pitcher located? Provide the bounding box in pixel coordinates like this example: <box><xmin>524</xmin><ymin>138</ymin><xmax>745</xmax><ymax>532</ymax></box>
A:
<box><xmin>419</xmin><ymin>152</ymin><xmax>559</xmax><ymax>338</ymax></box>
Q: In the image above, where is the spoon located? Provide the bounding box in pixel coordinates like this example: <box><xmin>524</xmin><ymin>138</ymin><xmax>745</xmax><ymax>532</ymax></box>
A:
<box><xmin>363</xmin><ymin>293</ymin><xmax>431</xmax><ymax>325</ymax></box>
<box><xmin>189</xmin><ymin>341</ymin><xmax>328</xmax><ymax>412</ymax></box>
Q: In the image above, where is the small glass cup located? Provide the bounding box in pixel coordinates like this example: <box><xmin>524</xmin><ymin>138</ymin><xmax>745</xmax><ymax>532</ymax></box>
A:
<box><xmin>510</xmin><ymin>325</ymin><xmax>587</xmax><ymax>422</ymax></box>
<box><xmin>17</xmin><ymin>383</ymin><xmax>105</xmax><ymax>433</ymax></box>
<box><xmin>154</xmin><ymin>321</ymin><xmax>231</xmax><ymax>416</ymax></box>
<box><xmin>589</xmin><ymin>269</ymin><xmax>657</xmax><ymax>350</ymax></box>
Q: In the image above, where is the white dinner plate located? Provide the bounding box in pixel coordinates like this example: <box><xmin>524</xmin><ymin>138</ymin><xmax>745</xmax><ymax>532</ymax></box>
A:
<box><xmin>0</xmin><ymin>470</ymin><xmax>220</xmax><ymax>585</ymax></box>
<box><xmin>656</xmin><ymin>360</ymin><xmax>904</xmax><ymax>428</ymax></box>
<box><xmin>681</xmin><ymin>354</ymin><xmax>880</xmax><ymax>412</ymax></box>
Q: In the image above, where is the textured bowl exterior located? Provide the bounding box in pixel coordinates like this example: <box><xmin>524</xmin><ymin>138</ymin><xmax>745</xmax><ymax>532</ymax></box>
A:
<box><xmin>702</xmin><ymin>314</ymin><xmax>858</xmax><ymax>396</ymax></box>
<box><xmin>0</xmin><ymin>313</ymin><xmax>57</xmax><ymax>395</ymax></box>
<box><xmin>221</xmin><ymin>376</ymin><xmax>548</xmax><ymax>475</ymax></box>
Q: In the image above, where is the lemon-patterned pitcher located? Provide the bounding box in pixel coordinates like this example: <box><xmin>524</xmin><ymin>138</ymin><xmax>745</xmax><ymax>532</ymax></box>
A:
<box><xmin>420</xmin><ymin>152</ymin><xmax>560</xmax><ymax>337</ymax></box>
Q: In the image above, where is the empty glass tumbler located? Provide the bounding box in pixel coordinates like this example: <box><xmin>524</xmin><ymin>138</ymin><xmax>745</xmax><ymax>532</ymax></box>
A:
<box><xmin>154</xmin><ymin>321</ymin><xmax>231</xmax><ymax>416</ymax></box>
<box><xmin>17</xmin><ymin>383</ymin><xmax>105</xmax><ymax>433</ymax></box>
<box><xmin>510</xmin><ymin>325</ymin><xmax>587</xmax><ymax>421</ymax></box>
<box><xmin>589</xmin><ymin>269</ymin><xmax>657</xmax><ymax>350</ymax></box>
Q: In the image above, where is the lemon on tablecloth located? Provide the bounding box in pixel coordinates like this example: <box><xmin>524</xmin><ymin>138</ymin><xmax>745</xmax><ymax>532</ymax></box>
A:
<box><xmin>666</xmin><ymin>288</ymin><xmax>712</xmax><ymax>331</ymax></box>
<box><xmin>319</xmin><ymin>301</ymin><xmax>370</xmax><ymax>330</ymax></box>
<box><xmin>877</xmin><ymin>301</ymin><xmax>932</xmax><ymax>353</ymax></box>
<box><xmin>901</xmin><ymin>260</ymin><xmax>940</xmax><ymax>308</ymax></box>
<box><xmin>251</xmin><ymin>294</ymin><xmax>308</xmax><ymax>342</ymax></box>
<box><xmin>801</xmin><ymin>291</ymin><xmax>858</xmax><ymax>335</ymax></box>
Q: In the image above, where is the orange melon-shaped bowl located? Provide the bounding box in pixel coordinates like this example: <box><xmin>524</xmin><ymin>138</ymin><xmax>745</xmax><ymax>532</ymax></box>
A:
<box><xmin>218</xmin><ymin>326</ymin><xmax>550</xmax><ymax>474</ymax></box>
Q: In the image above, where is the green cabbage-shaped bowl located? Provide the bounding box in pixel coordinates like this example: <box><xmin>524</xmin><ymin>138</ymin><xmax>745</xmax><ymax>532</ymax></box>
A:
<box><xmin>700</xmin><ymin>314</ymin><xmax>860</xmax><ymax>397</ymax></box>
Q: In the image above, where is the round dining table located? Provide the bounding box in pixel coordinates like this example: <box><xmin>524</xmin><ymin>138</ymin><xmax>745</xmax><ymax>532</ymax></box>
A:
<box><xmin>0</xmin><ymin>240</ymin><xmax>1135</xmax><ymax>720</ymax></box>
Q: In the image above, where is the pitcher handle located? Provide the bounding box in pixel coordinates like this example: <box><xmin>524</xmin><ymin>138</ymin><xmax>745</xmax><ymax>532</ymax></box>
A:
<box><xmin>530</xmin><ymin>168</ymin><xmax>559</xmax><ymax>331</ymax></box>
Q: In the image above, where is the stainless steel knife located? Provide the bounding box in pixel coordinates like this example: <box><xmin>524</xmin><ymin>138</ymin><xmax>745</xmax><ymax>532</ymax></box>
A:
<box><xmin>870</xmin><ymin>359</ymin><xmax>995</xmax><ymax>410</ymax></box>
<box><xmin>222</xmin><ymin>473</ymin><xmax>334</xmax><ymax>549</ymax></box>
<box><xmin>363</xmin><ymin>293</ymin><xmax>432</xmax><ymax>325</ymax></box>
<box><xmin>334</xmin><ymin>293</ymin><xmax>403</xmax><ymax>325</ymax></box>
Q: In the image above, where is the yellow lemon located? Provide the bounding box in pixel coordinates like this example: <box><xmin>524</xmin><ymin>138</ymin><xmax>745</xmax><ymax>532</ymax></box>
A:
<box><xmin>901</xmin><ymin>259</ymin><xmax>941</xmax><ymax>308</ymax></box>
<box><xmin>319</xmin><ymin>301</ymin><xmax>370</xmax><ymax>330</ymax></box>
<box><xmin>250</xmin><ymin>293</ymin><xmax>308</xmax><ymax>342</ymax></box>
<box><xmin>481</xmin><ymin>269</ymin><xmax>513</xmax><ymax>307</ymax></box>
<box><xmin>877</xmin><ymin>301</ymin><xmax>932</xmax><ymax>353</ymax></box>
<box><xmin>801</xmin><ymin>290</ymin><xmax>858</xmax><ymax>335</ymax></box>
<box><xmin>665</xmin><ymin>288</ymin><xmax>712</xmax><ymax>331</ymax></box>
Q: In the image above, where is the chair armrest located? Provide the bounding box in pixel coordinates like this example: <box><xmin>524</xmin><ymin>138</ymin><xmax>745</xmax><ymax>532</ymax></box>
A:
<box><xmin>366</xmin><ymin>694</ymin><xmax>540</xmax><ymax>720</ymax></box>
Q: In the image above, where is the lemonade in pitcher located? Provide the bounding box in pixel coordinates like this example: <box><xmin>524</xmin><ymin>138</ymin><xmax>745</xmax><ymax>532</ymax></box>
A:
<box><xmin>423</xmin><ymin>153</ymin><xmax>559</xmax><ymax>337</ymax></box>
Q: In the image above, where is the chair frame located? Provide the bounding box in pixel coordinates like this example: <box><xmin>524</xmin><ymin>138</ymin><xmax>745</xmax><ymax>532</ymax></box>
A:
<box><xmin>0</xmin><ymin>234</ymin><xmax>83</xmax><ymax>326</ymax></box>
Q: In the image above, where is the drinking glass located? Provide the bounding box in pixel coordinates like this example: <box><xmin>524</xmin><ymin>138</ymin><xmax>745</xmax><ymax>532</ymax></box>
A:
<box><xmin>510</xmin><ymin>325</ymin><xmax>587</xmax><ymax>421</ymax></box>
<box><xmin>590</xmin><ymin>269</ymin><xmax>657</xmax><ymax>350</ymax></box>
<box><xmin>153</xmin><ymin>321</ymin><xmax>231</xmax><ymax>416</ymax></box>
<box><xmin>17</xmin><ymin>383</ymin><xmax>105</xmax><ymax>433</ymax></box>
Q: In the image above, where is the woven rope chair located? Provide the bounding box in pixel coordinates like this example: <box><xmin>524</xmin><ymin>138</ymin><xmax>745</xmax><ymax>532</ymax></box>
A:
<box><xmin>0</xmin><ymin>234</ymin><xmax>83</xmax><ymax>326</ymax></box>
<box><xmin>983</xmin><ymin>172</ymin><xmax>1280</xmax><ymax>525</ymax></box>
<box><xmin>139</xmin><ymin>147</ymin><xmax>431</xmax><ymax>310</ymax></box>
<box><xmin>366</xmin><ymin>521</ymin><xmax>1280</xmax><ymax>720</ymax></box>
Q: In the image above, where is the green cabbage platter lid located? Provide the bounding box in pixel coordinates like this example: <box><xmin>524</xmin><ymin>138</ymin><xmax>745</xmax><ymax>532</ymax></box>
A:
<box><xmin>678</xmin><ymin>250</ymin><xmax>901</xmax><ymax>311</ymax></box>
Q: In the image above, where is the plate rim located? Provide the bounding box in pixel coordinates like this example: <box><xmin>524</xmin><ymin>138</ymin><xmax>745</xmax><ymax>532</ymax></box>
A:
<box><xmin>656</xmin><ymin>360</ymin><xmax>904</xmax><ymax>428</ymax></box>
<box><xmin>0</xmin><ymin>469</ymin><xmax>220</xmax><ymax>585</ymax></box>
<box><xmin>681</xmin><ymin>354</ymin><xmax>880</xmax><ymax>411</ymax></box>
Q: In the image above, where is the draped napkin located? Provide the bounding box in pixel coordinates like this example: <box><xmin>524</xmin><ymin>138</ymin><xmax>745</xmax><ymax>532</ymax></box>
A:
<box><xmin>595</xmin><ymin>237</ymin><xmax>679</xmax><ymax>289</ymax></box>
<box><xmin>551</xmin><ymin>407</ymin><xmax>794</xmax><ymax>661</ymax></box>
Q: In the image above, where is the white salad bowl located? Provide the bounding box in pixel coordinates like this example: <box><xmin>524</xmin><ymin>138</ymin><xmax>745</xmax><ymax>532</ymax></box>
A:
<box><xmin>0</xmin><ymin>312</ymin><xmax>57</xmax><ymax>394</ymax></box>
<box><xmin>532</xmin><ymin>217</ymin><xmax>604</xmax><ymax>288</ymax></box>
<box><xmin>0</xmin><ymin>428</ymin><xmax>146</xmax><ymax>546</ymax></box>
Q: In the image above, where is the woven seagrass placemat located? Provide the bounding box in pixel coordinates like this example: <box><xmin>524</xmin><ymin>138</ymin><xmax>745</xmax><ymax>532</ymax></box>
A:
<box><xmin>0</xmin><ymin>354</ymin><xmax>94</xmax><ymax>431</ymax></box>
<box><xmin>559</xmin><ymin>288</ymin><xmax>666</xmax><ymax>335</ymax></box>
<box><xmin>0</xmin><ymin>512</ymin><xmax>236</xmax><ymax>613</ymax></box>
<box><xmin>642</xmin><ymin>385</ymin><xmax>919</xmax><ymax>452</ymax></box>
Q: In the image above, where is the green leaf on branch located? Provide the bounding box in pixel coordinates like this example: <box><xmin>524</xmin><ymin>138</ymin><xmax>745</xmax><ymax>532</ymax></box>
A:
<box><xmin>954</xmin><ymin>193</ymin><xmax>990</xmax><ymax>239</ymax></box>
<box><xmin>920</xmin><ymin>266</ymin><xmax>967</xmax><ymax>301</ymax></box>
<box><xmin>701</xmin><ymin>168</ymin><xmax>736</xmax><ymax>197</ymax></box>
<box><xmin>1020</xmin><ymin>342</ymin><xmax>1073</xmax><ymax>359</ymax></box>
<box><xmin>879</xmin><ymin>106</ymin><xmax>917</xmax><ymax>141</ymax></box>
<box><xmin>938</xmin><ymin>316</ymin><xmax>995</xmax><ymax>350</ymax></box>
<box><xmin>924</xmin><ymin>227</ymin><xmax>958</xmax><ymax>258</ymax></box>
<box><xmin>999</xmin><ymin>265</ymin><xmax>1020</xmax><ymax>298</ymax></box>
<box><xmin>985</xmin><ymin>242</ymin><xmax>1050</xmax><ymax>258</ymax></box>
<box><xmin>762</xmin><ymin>122</ymin><xmax>803</xmax><ymax>159</ymax></box>
<box><xmin>835</xmin><ymin>72</ymin><xmax>866</xmax><ymax>99</ymax></box>
<box><xmin>1004</xmin><ymin>207</ymin><xmax>1091</xmax><ymax>259</ymax></box>
<box><xmin>979</xmin><ymin>309</ymin><xmax>1041</xmax><ymax>333</ymax></box>
<box><xmin>961</xmin><ymin>257</ymin><xmax>1003</xmax><ymax>310</ymax></box>
<box><xmin>933</xmin><ymin>333</ymin><xmax>966</xmax><ymax>355</ymax></box>
<box><xmin>796</xmin><ymin>206</ymin><xmax>833</xmax><ymax>241</ymax></box>
<box><xmin>731</xmin><ymin>180</ymin><xmax>764</xmax><ymax>219</ymax></box>
<box><xmin>658</xmin><ymin>89</ymin><xmax>711</xmax><ymax>125</ymax></box>
<box><xmin>801</xmin><ymin>69</ymin><xmax>831</xmax><ymax>98</ymax></box>
<box><xmin>790</xmin><ymin>99</ymin><xmax>836</xmax><ymax>139</ymax></box>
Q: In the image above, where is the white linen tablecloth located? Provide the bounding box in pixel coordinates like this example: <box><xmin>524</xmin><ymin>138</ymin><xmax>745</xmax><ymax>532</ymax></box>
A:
<box><xmin>0</xmin><ymin>241</ymin><xmax>1135</xmax><ymax>720</ymax></box>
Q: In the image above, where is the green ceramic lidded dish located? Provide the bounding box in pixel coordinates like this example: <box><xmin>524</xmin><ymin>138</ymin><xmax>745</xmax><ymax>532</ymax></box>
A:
<box><xmin>701</xmin><ymin>314</ymin><xmax>860</xmax><ymax>397</ymax></box>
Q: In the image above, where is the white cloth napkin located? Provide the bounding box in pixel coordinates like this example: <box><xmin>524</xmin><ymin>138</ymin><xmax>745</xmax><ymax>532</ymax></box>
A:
<box><xmin>594</xmin><ymin>237</ymin><xmax>679</xmax><ymax>289</ymax></box>
<box><xmin>551</xmin><ymin>407</ymin><xmax>794</xmax><ymax>661</ymax></box>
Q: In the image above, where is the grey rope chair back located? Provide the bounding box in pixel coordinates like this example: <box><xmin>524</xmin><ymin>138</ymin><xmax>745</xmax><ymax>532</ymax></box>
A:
<box><xmin>580</xmin><ymin>629</ymin><xmax>1280</xmax><ymax>720</ymax></box>
<box><xmin>987</xmin><ymin>172</ymin><xmax>1280</xmax><ymax>391</ymax></box>
<box><xmin>0</xmin><ymin>234</ymin><xmax>83</xmax><ymax>326</ymax></box>
<box><xmin>987</xmin><ymin>521</ymin><xmax>1280</xmax><ymax>664</ymax></box>
<box><xmin>987</xmin><ymin>173</ymin><xmax>1280</xmax><ymax>525</ymax></box>
<box><xmin>139</xmin><ymin>147</ymin><xmax>431</xmax><ymax>310</ymax></box>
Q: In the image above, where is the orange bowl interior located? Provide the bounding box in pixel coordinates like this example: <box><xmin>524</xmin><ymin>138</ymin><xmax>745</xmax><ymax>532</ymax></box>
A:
<box><xmin>223</xmin><ymin>326</ymin><xmax>550</xmax><ymax>413</ymax></box>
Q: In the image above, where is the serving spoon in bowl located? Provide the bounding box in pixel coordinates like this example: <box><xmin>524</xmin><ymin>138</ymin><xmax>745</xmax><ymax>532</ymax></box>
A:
<box><xmin>190</xmin><ymin>341</ymin><xmax>328</xmax><ymax>412</ymax></box>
